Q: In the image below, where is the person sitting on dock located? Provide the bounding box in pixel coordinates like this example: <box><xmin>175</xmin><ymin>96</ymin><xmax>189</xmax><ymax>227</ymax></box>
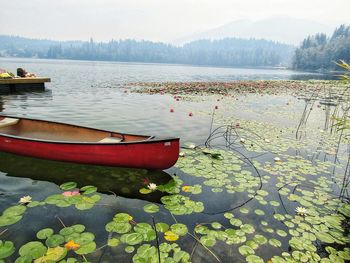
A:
<box><xmin>17</xmin><ymin>68</ymin><xmax>36</xmax><ymax>78</ymax></box>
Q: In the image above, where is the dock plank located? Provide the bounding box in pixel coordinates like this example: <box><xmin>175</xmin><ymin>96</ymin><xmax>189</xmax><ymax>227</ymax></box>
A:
<box><xmin>0</xmin><ymin>77</ymin><xmax>51</xmax><ymax>85</ymax></box>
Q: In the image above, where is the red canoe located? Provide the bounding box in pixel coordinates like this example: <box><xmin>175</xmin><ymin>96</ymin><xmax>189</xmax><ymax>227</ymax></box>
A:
<box><xmin>0</xmin><ymin>115</ymin><xmax>180</xmax><ymax>169</ymax></box>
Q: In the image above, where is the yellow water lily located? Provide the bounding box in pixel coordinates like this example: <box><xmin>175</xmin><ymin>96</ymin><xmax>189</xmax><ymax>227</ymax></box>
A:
<box><xmin>164</xmin><ymin>231</ymin><xmax>179</xmax><ymax>241</ymax></box>
<box><xmin>182</xmin><ymin>186</ymin><xmax>192</xmax><ymax>192</ymax></box>
<box><xmin>64</xmin><ymin>240</ymin><xmax>80</xmax><ymax>251</ymax></box>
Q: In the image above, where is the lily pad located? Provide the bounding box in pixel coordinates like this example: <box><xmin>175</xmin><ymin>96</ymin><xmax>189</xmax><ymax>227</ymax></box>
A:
<box><xmin>33</xmin><ymin>246</ymin><xmax>67</xmax><ymax>263</ymax></box>
<box><xmin>120</xmin><ymin>233</ymin><xmax>144</xmax><ymax>245</ymax></box>
<box><xmin>107</xmin><ymin>238</ymin><xmax>120</xmax><ymax>247</ymax></box>
<box><xmin>200</xmin><ymin>236</ymin><xmax>216</xmax><ymax>247</ymax></box>
<box><xmin>239</xmin><ymin>245</ymin><xmax>255</xmax><ymax>256</ymax></box>
<box><xmin>36</xmin><ymin>228</ymin><xmax>54</xmax><ymax>240</ymax></box>
<box><xmin>143</xmin><ymin>204</ymin><xmax>159</xmax><ymax>213</ymax></box>
<box><xmin>155</xmin><ymin>223</ymin><xmax>169</xmax><ymax>233</ymax></box>
<box><xmin>74</xmin><ymin>241</ymin><xmax>96</xmax><ymax>255</ymax></box>
<box><xmin>105</xmin><ymin>222</ymin><xmax>132</xmax><ymax>234</ymax></box>
<box><xmin>170</xmin><ymin>223</ymin><xmax>188</xmax><ymax>236</ymax></box>
<box><xmin>60</xmin><ymin>182</ymin><xmax>77</xmax><ymax>190</ymax></box>
<box><xmin>19</xmin><ymin>241</ymin><xmax>47</xmax><ymax>260</ymax></box>
<box><xmin>125</xmin><ymin>246</ymin><xmax>135</xmax><ymax>253</ymax></box>
<box><xmin>0</xmin><ymin>240</ymin><xmax>15</xmax><ymax>259</ymax></box>
<box><xmin>45</xmin><ymin>234</ymin><xmax>65</xmax><ymax>248</ymax></box>
<box><xmin>80</xmin><ymin>185</ymin><xmax>97</xmax><ymax>195</ymax></box>
<box><xmin>269</xmin><ymin>238</ymin><xmax>282</xmax><ymax>247</ymax></box>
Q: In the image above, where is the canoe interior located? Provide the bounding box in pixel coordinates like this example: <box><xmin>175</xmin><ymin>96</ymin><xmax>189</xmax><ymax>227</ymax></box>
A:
<box><xmin>0</xmin><ymin>117</ymin><xmax>149</xmax><ymax>143</ymax></box>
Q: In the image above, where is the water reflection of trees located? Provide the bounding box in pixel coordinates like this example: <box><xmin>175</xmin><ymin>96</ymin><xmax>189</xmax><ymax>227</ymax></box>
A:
<box><xmin>0</xmin><ymin>152</ymin><xmax>173</xmax><ymax>203</ymax></box>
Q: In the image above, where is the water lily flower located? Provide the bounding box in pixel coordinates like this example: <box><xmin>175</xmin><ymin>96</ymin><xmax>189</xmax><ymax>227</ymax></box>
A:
<box><xmin>19</xmin><ymin>195</ymin><xmax>32</xmax><ymax>204</ymax></box>
<box><xmin>240</xmin><ymin>138</ymin><xmax>246</xmax><ymax>143</ymax></box>
<box><xmin>179</xmin><ymin>152</ymin><xmax>185</xmax><ymax>157</ymax></box>
<box><xmin>62</xmin><ymin>191</ymin><xmax>80</xmax><ymax>197</ymax></box>
<box><xmin>295</xmin><ymin>206</ymin><xmax>307</xmax><ymax>216</ymax></box>
<box><xmin>64</xmin><ymin>240</ymin><xmax>81</xmax><ymax>251</ymax></box>
<box><xmin>164</xmin><ymin>231</ymin><xmax>179</xmax><ymax>242</ymax></box>
<box><xmin>274</xmin><ymin>157</ymin><xmax>281</xmax><ymax>162</ymax></box>
<box><xmin>182</xmin><ymin>186</ymin><xmax>192</xmax><ymax>192</ymax></box>
<box><xmin>265</xmin><ymin>139</ymin><xmax>270</xmax><ymax>143</ymax></box>
<box><xmin>142</xmin><ymin>178</ymin><xmax>151</xmax><ymax>185</ymax></box>
<box><xmin>147</xmin><ymin>183</ymin><xmax>157</xmax><ymax>191</ymax></box>
<box><xmin>188</xmin><ymin>143</ymin><xmax>196</xmax><ymax>149</ymax></box>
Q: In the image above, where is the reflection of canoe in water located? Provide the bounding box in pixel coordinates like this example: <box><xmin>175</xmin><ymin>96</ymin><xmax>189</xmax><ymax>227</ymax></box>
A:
<box><xmin>0</xmin><ymin>152</ymin><xmax>173</xmax><ymax>202</ymax></box>
<box><xmin>0</xmin><ymin>115</ymin><xmax>179</xmax><ymax>169</ymax></box>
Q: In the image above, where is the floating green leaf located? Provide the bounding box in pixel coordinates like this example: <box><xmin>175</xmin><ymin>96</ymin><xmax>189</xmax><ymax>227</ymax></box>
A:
<box><xmin>36</xmin><ymin>228</ymin><xmax>54</xmax><ymax>240</ymax></box>
<box><xmin>239</xmin><ymin>245</ymin><xmax>255</xmax><ymax>256</ymax></box>
<box><xmin>107</xmin><ymin>238</ymin><xmax>120</xmax><ymax>247</ymax></box>
<box><xmin>45</xmin><ymin>234</ymin><xmax>65</xmax><ymax>248</ymax></box>
<box><xmin>143</xmin><ymin>204</ymin><xmax>159</xmax><ymax>213</ymax></box>
<box><xmin>19</xmin><ymin>241</ymin><xmax>47</xmax><ymax>260</ymax></box>
<box><xmin>120</xmin><ymin>233</ymin><xmax>144</xmax><ymax>245</ymax></box>
<box><xmin>0</xmin><ymin>240</ymin><xmax>15</xmax><ymax>259</ymax></box>
<box><xmin>170</xmin><ymin>223</ymin><xmax>188</xmax><ymax>236</ymax></box>
<box><xmin>60</xmin><ymin>182</ymin><xmax>77</xmax><ymax>190</ymax></box>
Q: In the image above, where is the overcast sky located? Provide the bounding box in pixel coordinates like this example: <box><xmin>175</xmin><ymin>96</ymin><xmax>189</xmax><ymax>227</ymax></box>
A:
<box><xmin>1</xmin><ymin>0</ymin><xmax>349</xmax><ymax>42</ymax></box>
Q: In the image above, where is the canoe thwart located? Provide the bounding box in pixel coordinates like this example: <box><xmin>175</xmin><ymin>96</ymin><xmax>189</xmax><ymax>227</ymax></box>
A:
<box><xmin>99</xmin><ymin>137</ymin><xmax>123</xmax><ymax>143</ymax></box>
<box><xmin>0</xmin><ymin>118</ymin><xmax>19</xmax><ymax>128</ymax></box>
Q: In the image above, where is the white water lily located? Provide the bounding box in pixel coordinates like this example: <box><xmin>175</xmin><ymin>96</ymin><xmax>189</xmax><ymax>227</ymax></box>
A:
<box><xmin>147</xmin><ymin>183</ymin><xmax>157</xmax><ymax>191</ymax></box>
<box><xmin>240</xmin><ymin>138</ymin><xmax>246</xmax><ymax>143</ymax></box>
<box><xmin>19</xmin><ymin>195</ymin><xmax>32</xmax><ymax>204</ymax></box>
<box><xmin>274</xmin><ymin>157</ymin><xmax>281</xmax><ymax>162</ymax></box>
<box><xmin>295</xmin><ymin>206</ymin><xmax>307</xmax><ymax>216</ymax></box>
<box><xmin>264</xmin><ymin>139</ymin><xmax>270</xmax><ymax>143</ymax></box>
<box><xmin>188</xmin><ymin>143</ymin><xmax>196</xmax><ymax>149</ymax></box>
<box><xmin>179</xmin><ymin>152</ymin><xmax>185</xmax><ymax>157</ymax></box>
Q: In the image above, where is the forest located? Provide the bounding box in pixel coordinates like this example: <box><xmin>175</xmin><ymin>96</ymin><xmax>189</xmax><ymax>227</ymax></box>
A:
<box><xmin>1</xmin><ymin>25</ymin><xmax>349</xmax><ymax>70</ymax></box>
<box><xmin>293</xmin><ymin>25</ymin><xmax>350</xmax><ymax>70</ymax></box>
<box><xmin>0</xmin><ymin>36</ymin><xmax>293</xmax><ymax>67</ymax></box>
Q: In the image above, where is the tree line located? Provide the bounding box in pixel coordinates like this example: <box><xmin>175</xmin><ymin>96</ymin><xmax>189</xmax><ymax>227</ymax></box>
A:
<box><xmin>293</xmin><ymin>24</ymin><xmax>350</xmax><ymax>70</ymax></box>
<box><xmin>0</xmin><ymin>35</ymin><xmax>293</xmax><ymax>67</ymax></box>
<box><xmin>2</xmin><ymin>24</ymin><xmax>349</xmax><ymax>71</ymax></box>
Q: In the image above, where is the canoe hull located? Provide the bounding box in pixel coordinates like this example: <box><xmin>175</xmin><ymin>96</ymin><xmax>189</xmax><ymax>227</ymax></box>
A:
<box><xmin>0</xmin><ymin>135</ymin><xmax>179</xmax><ymax>170</ymax></box>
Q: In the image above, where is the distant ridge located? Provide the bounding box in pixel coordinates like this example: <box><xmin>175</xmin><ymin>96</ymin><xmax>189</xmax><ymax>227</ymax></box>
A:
<box><xmin>175</xmin><ymin>17</ymin><xmax>334</xmax><ymax>45</ymax></box>
<box><xmin>0</xmin><ymin>35</ymin><xmax>294</xmax><ymax>67</ymax></box>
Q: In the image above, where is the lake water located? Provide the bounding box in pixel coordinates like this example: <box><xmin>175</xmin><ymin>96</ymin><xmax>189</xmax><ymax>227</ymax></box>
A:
<box><xmin>0</xmin><ymin>58</ymin><xmax>335</xmax><ymax>141</ymax></box>
<box><xmin>0</xmin><ymin>58</ymin><xmax>348</xmax><ymax>263</ymax></box>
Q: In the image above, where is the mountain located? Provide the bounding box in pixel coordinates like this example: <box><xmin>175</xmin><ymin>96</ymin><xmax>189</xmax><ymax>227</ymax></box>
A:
<box><xmin>175</xmin><ymin>17</ymin><xmax>334</xmax><ymax>46</ymax></box>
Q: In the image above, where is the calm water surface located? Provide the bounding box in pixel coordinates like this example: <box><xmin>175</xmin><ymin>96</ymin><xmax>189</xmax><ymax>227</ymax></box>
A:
<box><xmin>0</xmin><ymin>58</ymin><xmax>346</xmax><ymax>262</ymax></box>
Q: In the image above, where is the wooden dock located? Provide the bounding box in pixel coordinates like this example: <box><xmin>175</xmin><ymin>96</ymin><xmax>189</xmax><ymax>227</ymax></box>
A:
<box><xmin>0</xmin><ymin>77</ymin><xmax>51</xmax><ymax>92</ymax></box>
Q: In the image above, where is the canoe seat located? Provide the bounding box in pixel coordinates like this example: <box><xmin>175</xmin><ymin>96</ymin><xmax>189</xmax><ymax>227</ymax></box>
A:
<box><xmin>0</xmin><ymin>118</ymin><xmax>19</xmax><ymax>128</ymax></box>
<box><xmin>99</xmin><ymin>137</ymin><xmax>123</xmax><ymax>143</ymax></box>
